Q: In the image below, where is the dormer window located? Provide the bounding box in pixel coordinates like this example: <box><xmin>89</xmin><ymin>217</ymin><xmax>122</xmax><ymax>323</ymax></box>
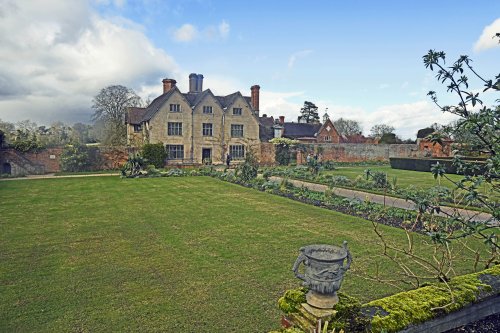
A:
<box><xmin>170</xmin><ymin>104</ymin><xmax>181</xmax><ymax>112</ymax></box>
<box><xmin>203</xmin><ymin>106</ymin><xmax>213</xmax><ymax>114</ymax></box>
<box><xmin>232</xmin><ymin>108</ymin><xmax>242</xmax><ymax>115</ymax></box>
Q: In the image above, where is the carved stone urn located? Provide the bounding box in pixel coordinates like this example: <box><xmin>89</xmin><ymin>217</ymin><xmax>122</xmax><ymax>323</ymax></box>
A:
<box><xmin>292</xmin><ymin>241</ymin><xmax>352</xmax><ymax>309</ymax></box>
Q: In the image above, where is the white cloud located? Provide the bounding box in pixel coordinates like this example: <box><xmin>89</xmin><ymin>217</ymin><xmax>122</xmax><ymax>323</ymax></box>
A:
<box><xmin>288</xmin><ymin>50</ymin><xmax>313</xmax><ymax>68</ymax></box>
<box><xmin>378</xmin><ymin>83</ymin><xmax>390</xmax><ymax>89</ymax></box>
<box><xmin>0</xmin><ymin>0</ymin><xmax>180</xmax><ymax>124</ymax></box>
<box><xmin>218</xmin><ymin>20</ymin><xmax>230</xmax><ymax>39</ymax></box>
<box><xmin>473</xmin><ymin>18</ymin><xmax>500</xmax><ymax>52</ymax></box>
<box><xmin>172</xmin><ymin>23</ymin><xmax>198</xmax><ymax>42</ymax></box>
<box><xmin>260</xmin><ymin>91</ymin><xmax>304</xmax><ymax>120</ymax></box>
<box><xmin>171</xmin><ymin>20</ymin><xmax>230</xmax><ymax>43</ymax></box>
<box><xmin>261</xmin><ymin>93</ymin><xmax>460</xmax><ymax>139</ymax></box>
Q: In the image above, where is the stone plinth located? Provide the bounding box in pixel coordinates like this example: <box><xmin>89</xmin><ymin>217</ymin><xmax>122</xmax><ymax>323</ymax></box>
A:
<box><xmin>289</xmin><ymin>303</ymin><xmax>337</xmax><ymax>332</ymax></box>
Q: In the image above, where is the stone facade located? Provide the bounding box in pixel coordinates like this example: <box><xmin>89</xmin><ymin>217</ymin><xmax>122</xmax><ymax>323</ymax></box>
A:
<box><xmin>127</xmin><ymin>74</ymin><xmax>261</xmax><ymax>165</ymax></box>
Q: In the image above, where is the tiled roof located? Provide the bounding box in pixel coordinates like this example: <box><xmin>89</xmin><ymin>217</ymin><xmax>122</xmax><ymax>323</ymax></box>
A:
<box><xmin>130</xmin><ymin>87</ymin><xmax>254</xmax><ymax>124</ymax></box>
<box><xmin>140</xmin><ymin>87</ymin><xmax>178</xmax><ymax>122</ymax></box>
<box><xmin>340</xmin><ymin>134</ymin><xmax>368</xmax><ymax>143</ymax></box>
<box><xmin>282</xmin><ymin>122</ymin><xmax>322</xmax><ymax>139</ymax></box>
<box><xmin>126</xmin><ymin>107</ymin><xmax>147</xmax><ymax>124</ymax></box>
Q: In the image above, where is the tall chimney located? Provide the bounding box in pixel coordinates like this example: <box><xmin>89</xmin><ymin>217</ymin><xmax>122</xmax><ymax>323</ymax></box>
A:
<box><xmin>162</xmin><ymin>78</ymin><xmax>177</xmax><ymax>93</ymax></box>
<box><xmin>250</xmin><ymin>85</ymin><xmax>260</xmax><ymax>117</ymax></box>
<box><xmin>189</xmin><ymin>73</ymin><xmax>197</xmax><ymax>93</ymax></box>
<box><xmin>279</xmin><ymin>116</ymin><xmax>285</xmax><ymax>124</ymax></box>
<box><xmin>196</xmin><ymin>74</ymin><xmax>204</xmax><ymax>92</ymax></box>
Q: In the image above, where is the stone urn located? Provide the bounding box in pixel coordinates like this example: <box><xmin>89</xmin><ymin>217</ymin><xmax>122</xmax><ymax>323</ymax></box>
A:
<box><xmin>292</xmin><ymin>241</ymin><xmax>352</xmax><ymax>309</ymax></box>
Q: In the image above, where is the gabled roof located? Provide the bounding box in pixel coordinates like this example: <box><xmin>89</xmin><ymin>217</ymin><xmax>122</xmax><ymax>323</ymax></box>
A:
<box><xmin>127</xmin><ymin>87</ymin><xmax>255</xmax><ymax>124</ymax></box>
<box><xmin>282</xmin><ymin>122</ymin><xmax>322</xmax><ymax>139</ymax></box>
<box><xmin>139</xmin><ymin>86</ymin><xmax>180</xmax><ymax>122</ymax></box>
<box><xmin>316</xmin><ymin>118</ymin><xmax>341</xmax><ymax>138</ymax></box>
<box><xmin>126</xmin><ymin>107</ymin><xmax>147</xmax><ymax>125</ymax></box>
<box><xmin>183</xmin><ymin>89</ymin><xmax>224</xmax><ymax>110</ymax></box>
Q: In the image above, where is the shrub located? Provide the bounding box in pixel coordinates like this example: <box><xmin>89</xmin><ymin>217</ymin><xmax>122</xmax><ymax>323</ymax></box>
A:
<box><xmin>60</xmin><ymin>144</ymin><xmax>91</xmax><ymax>172</ymax></box>
<box><xmin>166</xmin><ymin>168</ymin><xmax>186</xmax><ymax>177</ymax></box>
<box><xmin>237</xmin><ymin>150</ymin><xmax>259</xmax><ymax>182</ymax></box>
<box><xmin>328</xmin><ymin>176</ymin><xmax>352</xmax><ymax>187</ymax></box>
<box><xmin>142</xmin><ymin>143</ymin><xmax>167</xmax><ymax>168</ymax></box>
<box><xmin>322</xmin><ymin>160</ymin><xmax>336</xmax><ymax>170</ymax></box>
<box><xmin>121</xmin><ymin>155</ymin><xmax>146</xmax><ymax>178</ymax></box>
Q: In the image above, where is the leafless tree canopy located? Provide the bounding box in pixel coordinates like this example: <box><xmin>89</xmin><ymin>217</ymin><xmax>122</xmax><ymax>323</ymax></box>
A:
<box><xmin>333</xmin><ymin>118</ymin><xmax>362</xmax><ymax>136</ymax></box>
<box><xmin>91</xmin><ymin>85</ymin><xmax>142</xmax><ymax>145</ymax></box>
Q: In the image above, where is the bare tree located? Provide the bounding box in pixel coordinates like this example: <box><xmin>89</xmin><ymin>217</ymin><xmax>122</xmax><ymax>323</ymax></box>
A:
<box><xmin>333</xmin><ymin>118</ymin><xmax>362</xmax><ymax>136</ymax></box>
<box><xmin>92</xmin><ymin>85</ymin><xmax>142</xmax><ymax>145</ymax></box>
<box><xmin>370</xmin><ymin>124</ymin><xmax>395</xmax><ymax>138</ymax></box>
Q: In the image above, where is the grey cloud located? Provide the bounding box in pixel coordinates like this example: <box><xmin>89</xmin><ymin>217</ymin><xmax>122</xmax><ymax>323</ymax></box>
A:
<box><xmin>0</xmin><ymin>0</ymin><xmax>179</xmax><ymax>125</ymax></box>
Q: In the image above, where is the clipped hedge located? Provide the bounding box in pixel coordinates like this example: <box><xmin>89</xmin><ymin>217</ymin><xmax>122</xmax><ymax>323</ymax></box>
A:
<box><xmin>389</xmin><ymin>157</ymin><xmax>486</xmax><ymax>175</ymax></box>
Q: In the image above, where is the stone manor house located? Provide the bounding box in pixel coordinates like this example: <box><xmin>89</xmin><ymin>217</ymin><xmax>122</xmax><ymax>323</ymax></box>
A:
<box><xmin>126</xmin><ymin>74</ymin><xmax>260</xmax><ymax>165</ymax></box>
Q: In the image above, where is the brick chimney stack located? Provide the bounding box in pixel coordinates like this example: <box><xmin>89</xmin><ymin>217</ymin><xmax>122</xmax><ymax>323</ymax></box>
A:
<box><xmin>162</xmin><ymin>78</ymin><xmax>177</xmax><ymax>93</ymax></box>
<box><xmin>250</xmin><ymin>85</ymin><xmax>260</xmax><ymax>116</ymax></box>
<box><xmin>279</xmin><ymin>116</ymin><xmax>285</xmax><ymax>124</ymax></box>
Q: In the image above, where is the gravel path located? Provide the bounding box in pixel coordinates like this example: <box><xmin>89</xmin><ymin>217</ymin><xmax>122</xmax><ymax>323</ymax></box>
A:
<box><xmin>269</xmin><ymin>176</ymin><xmax>495</xmax><ymax>224</ymax></box>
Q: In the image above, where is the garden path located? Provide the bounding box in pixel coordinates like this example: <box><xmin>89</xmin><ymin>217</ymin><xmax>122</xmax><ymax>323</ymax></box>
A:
<box><xmin>269</xmin><ymin>176</ymin><xmax>496</xmax><ymax>224</ymax></box>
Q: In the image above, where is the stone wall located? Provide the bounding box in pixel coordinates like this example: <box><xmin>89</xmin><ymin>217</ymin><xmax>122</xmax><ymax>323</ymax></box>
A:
<box><xmin>296</xmin><ymin>143</ymin><xmax>420</xmax><ymax>164</ymax></box>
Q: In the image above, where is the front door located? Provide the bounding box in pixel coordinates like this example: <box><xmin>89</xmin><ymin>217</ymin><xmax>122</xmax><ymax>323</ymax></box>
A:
<box><xmin>202</xmin><ymin>148</ymin><xmax>212</xmax><ymax>164</ymax></box>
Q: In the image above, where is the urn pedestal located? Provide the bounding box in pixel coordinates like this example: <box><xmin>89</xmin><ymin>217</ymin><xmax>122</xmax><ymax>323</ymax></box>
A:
<box><xmin>292</xmin><ymin>241</ymin><xmax>352</xmax><ymax>309</ymax></box>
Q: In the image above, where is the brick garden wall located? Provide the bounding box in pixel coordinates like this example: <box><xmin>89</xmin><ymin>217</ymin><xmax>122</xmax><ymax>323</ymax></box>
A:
<box><xmin>259</xmin><ymin>143</ymin><xmax>276</xmax><ymax>165</ymax></box>
<box><xmin>1</xmin><ymin>146</ymin><xmax>137</xmax><ymax>176</ymax></box>
<box><xmin>296</xmin><ymin>143</ymin><xmax>420</xmax><ymax>164</ymax></box>
<box><xmin>23</xmin><ymin>147</ymin><xmax>64</xmax><ymax>172</ymax></box>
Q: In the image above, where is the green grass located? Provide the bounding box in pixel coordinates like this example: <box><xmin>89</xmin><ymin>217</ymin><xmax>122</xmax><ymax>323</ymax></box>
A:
<box><xmin>325</xmin><ymin>166</ymin><xmax>464</xmax><ymax>190</ymax></box>
<box><xmin>54</xmin><ymin>170</ymin><xmax>120</xmax><ymax>176</ymax></box>
<box><xmin>325</xmin><ymin>165</ymin><xmax>498</xmax><ymax>201</ymax></box>
<box><xmin>0</xmin><ymin>176</ymin><xmax>488</xmax><ymax>332</ymax></box>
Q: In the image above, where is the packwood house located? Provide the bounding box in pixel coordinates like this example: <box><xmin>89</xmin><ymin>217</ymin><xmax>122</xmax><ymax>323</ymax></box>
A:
<box><xmin>125</xmin><ymin>73</ymin><xmax>371</xmax><ymax>165</ymax></box>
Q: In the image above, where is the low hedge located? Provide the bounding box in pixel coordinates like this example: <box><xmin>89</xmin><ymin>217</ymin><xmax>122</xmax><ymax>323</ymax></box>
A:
<box><xmin>389</xmin><ymin>157</ymin><xmax>487</xmax><ymax>175</ymax></box>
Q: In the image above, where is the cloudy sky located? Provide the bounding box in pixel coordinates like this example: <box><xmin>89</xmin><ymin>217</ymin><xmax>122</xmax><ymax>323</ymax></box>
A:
<box><xmin>0</xmin><ymin>0</ymin><xmax>499</xmax><ymax>138</ymax></box>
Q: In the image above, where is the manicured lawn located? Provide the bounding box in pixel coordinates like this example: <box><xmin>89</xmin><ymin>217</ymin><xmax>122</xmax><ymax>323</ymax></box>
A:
<box><xmin>325</xmin><ymin>166</ymin><xmax>463</xmax><ymax>190</ymax></box>
<box><xmin>0</xmin><ymin>176</ymin><xmax>487</xmax><ymax>332</ymax></box>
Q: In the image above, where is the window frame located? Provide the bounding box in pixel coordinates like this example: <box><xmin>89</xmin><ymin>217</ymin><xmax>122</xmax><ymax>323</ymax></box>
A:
<box><xmin>167</xmin><ymin>122</ymin><xmax>183</xmax><ymax>136</ymax></box>
<box><xmin>230</xmin><ymin>124</ymin><xmax>244</xmax><ymax>137</ymax></box>
<box><xmin>203</xmin><ymin>106</ymin><xmax>213</xmax><ymax>114</ymax></box>
<box><xmin>202</xmin><ymin>123</ymin><xmax>213</xmax><ymax>136</ymax></box>
<box><xmin>166</xmin><ymin>145</ymin><xmax>184</xmax><ymax>160</ymax></box>
<box><xmin>169</xmin><ymin>104</ymin><xmax>181</xmax><ymax>112</ymax></box>
<box><xmin>232</xmin><ymin>107</ymin><xmax>242</xmax><ymax>115</ymax></box>
<box><xmin>133</xmin><ymin>124</ymin><xmax>142</xmax><ymax>133</ymax></box>
<box><xmin>229</xmin><ymin>145</ymin><xmax>245</xmax><ymax>160</ymax></box>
